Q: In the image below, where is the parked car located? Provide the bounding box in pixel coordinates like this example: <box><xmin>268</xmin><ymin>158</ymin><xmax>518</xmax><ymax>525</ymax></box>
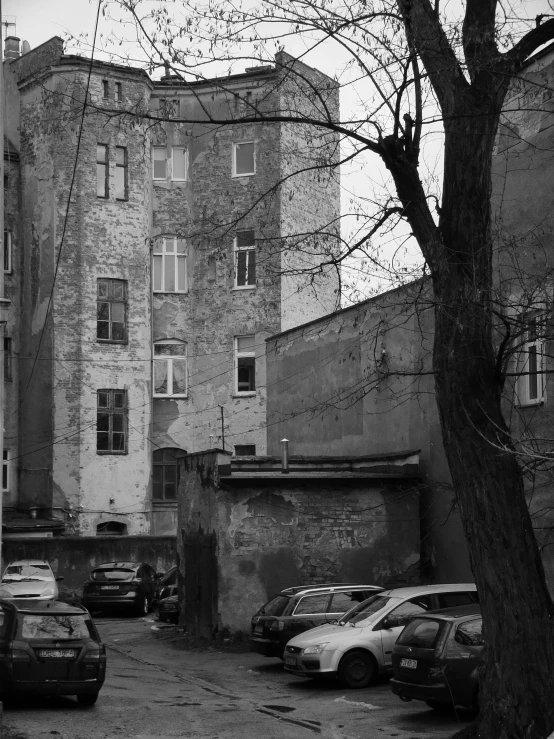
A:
<box><xmin>0</xmin><ymin>560</ymin><xmax>63</xmax><ymax>601</ymax></box>
<box><xmin>81</xmin><ymin>562</ymin><xmax>158</xmax><ymax>616</ymax></box>
<box><xmin>0</xmin><ymin>598</ymin><xmax>106</xmax><ymax>705</ymax></box>
<box><xmin>250</xmin><ymin>583</ymin><xmax>383</xmax><ymax>659</ymax></box>
<box><xmin>390</xmin><ymin>604</ymin><xmax>483</xmax><ymax>711</ymax></box>
<box><xmin>283</xmin><ymin>584</ymin><xmax>478</xmax><ymax>688</ymax></box>
<box><xmin>152</xmin><ymin>565</ymin><xmax>178</xmax><ymax>610</ymax></box>
<box><xmin>156</xmin><ymin>594</ymin><xmax>180</xmax><ymax>624</ymax></box>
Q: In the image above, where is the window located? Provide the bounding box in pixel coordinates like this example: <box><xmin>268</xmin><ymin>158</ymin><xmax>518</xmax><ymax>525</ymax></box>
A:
<box><xmin>454</xmin><ymin>619</ymin><xmax>484</xmax><ymax>647</ymax></box>
<box><xmin>153</xmin><ymin>147</ymin><xmax>167</xmax><ymax>180</ymax></box>
<box><xmin>4</xmin><ymin>338</ymin><xmax>12</xmax><ymax>382</ymax></box>
<box><xmin>293</xmin><ymin>594</ymin><xmax>331</xmax><ymax>615</ymax></box>
<box><xmin>160</xmin><ymin>98</ymin><xmax>179</xmax><ymax>118</ymax></box>
<box><xmin>518</xmin><ymin>313</ymin><xmax>546</xmax><ymax>405</ymax></box>
<box><xmin>115</xmin><ymin>82</ymin><xmax>123</xmax><ymax>102</ymax></box>
<box><xmin>234</xmin><ymin>444</ymin><xmax>256</xmax><ymax>456</ymax></box>
<box><xmin>102</xmin><ymin>80</ymin><xmax>109</xmax><ymax>99</ymax></box>
<box><xmin>97</xmin><ymin>279</ymin><xmax>127</xmax><ymax>343</ymax></box>
<box><xmin>152</xmin><ymin>237</ymin><xmax>187</xmax><ymax>293</ymax></box>
<box><xmin>96</xmin><ymin>521</ymin><xmax>127</xmax><ymax>536</ymax></box>
<box><xmin>171</xmin><ymin>147</ymin><xmax>188</xmax><ymax>181</ymax></box>
<box><xmin>233</xmin><ymin>142</ymin><xmax>255</xmax><ymax>176</ymax></box>
<box><xmin>97</xmin><ymin>144</ymin><xmax>108</xmax><ymax>198</ymax></box>
<box><xmin>97</xmin><ymin>390</ymin><xmax>127</xmax><ymax>454</ymax></box>
<box><xmin>329</xmin><ymin>591</ymin><xmax>368</xmax><ymax>614</ymax></box>
<box><xmin>115</xmin><ymin>146</ymin><xmax>128</xmax><ymax>200</ymax></box>
<box><xmin>235</xmin><ymin>335</ymin><xmax>256</xmax><ymax>393</ymax></box>
<box><xmin>2</xmin><ymin>450</ymin><xmax>9</xmax><ymax>492</ymax></box>
<box><xmin>153</xmin><ymin>340</ymin><xmax>187</xmax><ymax>397</ymax></box>
<box><xmin>153</xmin><ymin>448</ymin><xmax>184</xmax><ymax>501</ymax></box>
<box><xmin>437</xmin><ymin>592</ymin><xmax>477</xmax><ymax>609</ymax></box>
<box><xmin>234</xmin><ymin>230</ymin><xmax>256</xmax><ymax>288</ymax></box>
<box><xmin>3</xmin><ymin>231</ymin><xmax>12</xmax><ymax>274</ymax></box>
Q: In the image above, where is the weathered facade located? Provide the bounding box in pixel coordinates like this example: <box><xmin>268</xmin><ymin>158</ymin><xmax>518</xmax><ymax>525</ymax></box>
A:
<box><xmin>177</xmin><ymin>450</ymin><xmax>421</xmax><ymax>636</ymax></box>
<box><xmin>3</xmin><ymin>36</ymin><xmax>339</xmax><ymax>538</ymax></box>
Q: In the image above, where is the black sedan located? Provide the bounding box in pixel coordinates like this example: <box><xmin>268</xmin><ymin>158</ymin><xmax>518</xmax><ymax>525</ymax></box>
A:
<box><xmin>82</xmin><ymin>562</ymin><xmax>158</xmax><ymax>616</ymax></box>
<box><xmin>0</xmin><ymin>599</ymin><xmax>106</xmax><ymax>705</ymax></box>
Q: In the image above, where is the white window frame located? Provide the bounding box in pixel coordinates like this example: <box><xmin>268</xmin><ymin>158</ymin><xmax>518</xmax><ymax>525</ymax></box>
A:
<box><xmin>152</xmin><ymin>237</ymin><xmax>188</xmax><ymax>293</ymax></box>
<box><xmin>171</xmin><ymin>147</ymin><xmax>189</xmax><ymax>181</ymax></box>
<box><xmin>153</xmin><ymin>147</ymin><xmax>167</xmax><ymax>181</ymax></box>
<box><xmin>153</xmin><ymin>340</ymin><xmax>188</xmax><ymax>398</ymax></box>
<box><xmin>232</xmin><ymin>141</ymin><xmax>256</xmax><ymax>177</ymax></box>
<box><xmin>3</xmin><ymin>231</ymin><xmax>12</xmax><ymax>274</ymax></box>
<box><xmin>2</xmin><ymin>450</ymin><xmax>9</xmax><ymax>492</ymax></box>
<box><xmin>234</xmin><ymin>231</ymin><xmax>256</xmax><ymax>289</ymax></box>
<box><xmin>235</xmin><ymin>335</ymin><xmax>256</xmax><ymax>395</ymax></box>
<box><xmin>517</xmin><ymin>312</ymin><xmax>547</xmax><ymax>406</ymax></box>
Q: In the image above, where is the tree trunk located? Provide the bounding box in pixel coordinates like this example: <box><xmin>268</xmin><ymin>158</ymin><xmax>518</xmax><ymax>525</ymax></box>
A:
<box><xmin>432</xmin><ymin>102</ymin><xmax>554</xmax><ymax>738</ymax></box>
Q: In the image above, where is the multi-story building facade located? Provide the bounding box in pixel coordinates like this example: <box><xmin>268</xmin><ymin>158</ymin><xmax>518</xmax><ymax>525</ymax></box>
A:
<box><xmin>3</xmin><ymin>36</ymin><xmax>339</xmax><ymax>537</ymax></box>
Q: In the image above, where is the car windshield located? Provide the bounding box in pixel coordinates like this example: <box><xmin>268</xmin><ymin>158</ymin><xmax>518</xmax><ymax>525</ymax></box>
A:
<box><xmin>259</xmin><ymin>595</ymin><xmax>291</xmax><ymax>616</ymax></box>
<box><xmin>340</xmin><ymin>595</ymin><xmax>400</xmax><ymax>625</ymax></box>
<box><xmin>397</xmin><ymin>618</ymin><xmax>446</xmax><ymax>649</ymax></box>
<box><xmin>91</xmin><ymin>568</ymin><xmax>135</xmax><ymax>582</ymax></box>
<box><xmin>19</xmin><ymin>614</ymin><xmax>95</xmax><ymax>640</ymax></box>
<box><xmin>2</xmin><ymin>565</ymin><xmax>53</xmax><ymax>582</ymax></box>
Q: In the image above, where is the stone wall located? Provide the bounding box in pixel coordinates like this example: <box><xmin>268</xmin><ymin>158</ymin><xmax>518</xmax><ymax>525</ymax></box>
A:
<box><xmin>178</xmin><ymin>450</ymin><xmax>420</xmax><ymax>635</ymax></box>
<box><xmin>3</xmin><ymin>535</ymin><xmax>176</xmax><ymax>600</ymax></box>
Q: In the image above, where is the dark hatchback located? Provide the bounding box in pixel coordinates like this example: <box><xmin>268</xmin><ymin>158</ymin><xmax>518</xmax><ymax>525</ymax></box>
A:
<box><xmin>157</xmin><ymin>594</ymin><xmax>179</xmax><ymax>624</ymax></box>
<box><xmin>250</xmin><ymin>583</ymin><xmax>382</xmax><ymax>658</ymax></box>
<box><xmin>82</xmin><ymin>562</ymin><xmax>158</xmax><ymax>616</ymax></box>
<box><xmin>0</xmin><ymin>599</ymin><xmax>106</xmax><ymax>705</ymax></box>
<box><xmin>391</xmin><ymin>604</ymin><xmax>483</xmax><ymax>711</ymax></box>
<box><xmin>152</xmin><ymin>565</ymin><xmax>178</xmax><ymax>610</ymax></box>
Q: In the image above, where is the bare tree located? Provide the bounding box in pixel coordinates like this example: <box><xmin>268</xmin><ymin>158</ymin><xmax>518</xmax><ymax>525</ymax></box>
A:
<box><xmin>86</xmin><ymin>1</ymin><xmax>554</xmax><ymax>736</ymax></box>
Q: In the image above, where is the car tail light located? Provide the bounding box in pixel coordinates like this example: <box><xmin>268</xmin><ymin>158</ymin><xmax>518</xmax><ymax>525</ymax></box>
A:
<box><xmin>269</xmin><ymin>620</ymin><xmax>285</xmax><ymax>632</ymax></box>
<box><xmin>9</xmin><ymin>649</ymin><xmax>30</xmax><ymax>663</ymax></box>
<box><xmin>83</xmin><ymin>647</ymin><xmax>106</xmax><ymax>662</ymax></box>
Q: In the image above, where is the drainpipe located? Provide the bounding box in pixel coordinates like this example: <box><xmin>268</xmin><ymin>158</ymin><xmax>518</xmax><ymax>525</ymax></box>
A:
<box><xmin>281</xmin><ymin>438</ymin><xmax>289</xmax><ymax>474</ymax></box>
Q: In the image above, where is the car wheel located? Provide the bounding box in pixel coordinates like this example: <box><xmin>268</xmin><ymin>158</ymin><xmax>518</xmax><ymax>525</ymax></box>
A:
<box><xmin>77</xmin><ymin>693</ymin><xmax>99</xmax><ymax>706</ymax></box>
<box><xmin>338</xmin><ymin>650</ymin><xmax>376</xmax><ymax>688</ymax></box>
<box><xmin>135</xmin><ymin>595</ymin><xmax>149</xmax><ymax>617</ymax></box>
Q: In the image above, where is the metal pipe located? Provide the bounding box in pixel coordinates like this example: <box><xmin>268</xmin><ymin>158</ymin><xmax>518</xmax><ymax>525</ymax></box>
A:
<box><xmin>281</xmin><ymin>438</ymin><xmax>289</xmax><ymax>474</ymax></box>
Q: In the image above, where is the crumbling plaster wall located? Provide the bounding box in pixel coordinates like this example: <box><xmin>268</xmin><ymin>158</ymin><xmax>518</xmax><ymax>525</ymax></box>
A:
<box><xmin>178</xmin><ymin>450</ymin><xmax>420</xmax><ymax>634</ymax></box>
<box><xmin>17</xmin><ymin>58</ymin><xmax>153</xmax><ymax>534</ymax></box>
<box><xmin>276</xmin><ymin>53</ymin><xmax>341</xmax><ymax>329</ymax></box>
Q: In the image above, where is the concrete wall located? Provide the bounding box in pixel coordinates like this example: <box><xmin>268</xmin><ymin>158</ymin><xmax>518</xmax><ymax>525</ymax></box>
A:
<box><xmin>2</xmin><ymin>535</ymin><xmax>176</xmax><ymax>600</ymax></box>
<box><xmin>265</xmin><ymin>282</ymin><xmax>473</xmax><ymax>585</ymax></box>
<box><xmin>178</xmin><ymin>450</ymin><xmax>420</xmax><ymax>635</ymax></box>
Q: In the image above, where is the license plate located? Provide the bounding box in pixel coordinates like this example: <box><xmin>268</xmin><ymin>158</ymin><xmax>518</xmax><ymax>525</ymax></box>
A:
<box><xmin>101</xmin><ymin>585</ymin><xmax>119</xmax><ymax>590</ymax></box>
<box><xmin>285</xmin><ymin>656</ymin><xmax>297</xmax><ymax>667</ymax></box>
<box><xmin>253</xmin><ymin>625</ymin><xmax>263</xmax><ymax>635</ymax></box>
<box><xmin>39</xmin><ymin>649</ymin><xmax>75</xmax><ymax>659</ymax></box>
<box><xmin>400</xmin><ymin>658</ymin><xmax>417</xmax><ymax>669</ymax></box>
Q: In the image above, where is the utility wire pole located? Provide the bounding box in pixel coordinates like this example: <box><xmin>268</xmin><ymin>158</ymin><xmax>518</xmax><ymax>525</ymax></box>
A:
<box><xmin>219</xmin><ymin>406</ymin><xmax>225</xmax><ymax>451</ymax></box>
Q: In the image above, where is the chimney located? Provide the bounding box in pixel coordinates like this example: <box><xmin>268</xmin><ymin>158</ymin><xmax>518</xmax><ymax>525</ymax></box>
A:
<box><xmin>281</xmin><ymin>438</ymin><xmax>290</xmax><ymax>474</ymax></box>
<box><xmin>4</xmin><ymin>36</ymin><xmax>20</xmax><ymax>61</ymax></box>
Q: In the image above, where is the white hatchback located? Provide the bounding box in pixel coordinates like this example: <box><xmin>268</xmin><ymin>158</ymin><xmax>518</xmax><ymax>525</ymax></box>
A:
<box><xmin>0</xmin><ymin>559</ymin><xmax>63</xmax><ymax>601</ymax></box>
<box><xmin>284</xmin><ymin>583</ymin><xmax>478</xmax><ymax>688</ymax></box>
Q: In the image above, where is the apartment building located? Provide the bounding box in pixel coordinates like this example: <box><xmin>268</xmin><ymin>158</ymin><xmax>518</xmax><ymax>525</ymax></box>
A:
<box><xmin>3</xmin><ymin>36</ymin><xmax>339</xmax><ymax>537</ymax></box>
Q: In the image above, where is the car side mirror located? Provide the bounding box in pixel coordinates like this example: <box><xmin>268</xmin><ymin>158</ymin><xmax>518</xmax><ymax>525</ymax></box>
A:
<box><xmin>155</xmin><ymin>573</ymin><xmax>164</xmax><ymax>580</ymax></box>
<box><xmin>56</xmin><ymin>576</ymin><xmax>64</xmax><ymax>582</ymax></box>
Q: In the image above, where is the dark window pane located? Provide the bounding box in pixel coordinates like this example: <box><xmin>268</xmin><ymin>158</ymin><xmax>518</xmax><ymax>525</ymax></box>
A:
<box><xmin>98</xmin><ymin>281</ymin><xmax>108</xmax><ymax>298</ymax></box>
<box><xmin>236</xmin><ymin>251</ymin><xmax>247</xmax><ymax>286</ymax></box>
<box><xmin>112</xmin><ymin>433</ymin><xmax>125</xmax><ymax>451</ymax></box>
<box><xmin>247</xmin><ymin>250</ymin><xmax>256</xmax><ymax>285</ymax></box>
<box><xmin>114</xmin><ymin>392</ymin><xmax>125</xmax><ymax>408</ymax></box>
<box><xmin>112</xmin><ymin>323</ymin><xmax>125</xmax><ymax>341</ymax></box>
<box><xmin>112</xmin><ymin>415</ymin><xmax>124</xmax><ymax>432</ymax></box>
<box><xmin>236</xmin><ymin>230</ymin><xmax>255</xmax><ymax>248</ymax></box>
<box><xmin>113</xmin><ymin>282</ymin><xmax>125</xmax><ymax>300</ymax></box>
<box><xmin>237</xmin><ymin>357</ymin><xmax>255</xmax><ymax>391</ymax></box>
<box><xmin>97</xmin><ymin>303</ymin><xmax>110</xmax><ymax>320</ymax></box>
<box><xmin>97</xmin><ymin>432</ymin><xmax>109</xmax><ymax>451</ymax></box>
<box><xmin>97</xmin><ymin>321</ymin><xmax>110</xmax><ymax>340</ymax></box>
<box><xmin>294</xmin><ymin>594</ymin><xmax>330</xmax><ymax>615</ymax></box>
<box><xmin>97</xmin><ymin>392</ymin><xmax>109</xmax><ymax>408</ymax></box>
<box><xmin>97</xmin><ymin>413</ymin><xmax>110</xmax><ymax>431</ymax></box>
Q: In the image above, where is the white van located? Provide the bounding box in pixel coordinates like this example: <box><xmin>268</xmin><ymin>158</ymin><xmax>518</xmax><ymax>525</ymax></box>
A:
<box><xmin>283</xmin><ymin>583</ymin><xmax>478</xmax><ymax>688</ymax></box>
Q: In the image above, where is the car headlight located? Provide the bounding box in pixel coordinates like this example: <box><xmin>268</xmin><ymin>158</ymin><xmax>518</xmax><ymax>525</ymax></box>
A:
<box><xmin>302</xmin><ymin>643</ymin><xmax>329</xmax><ymax>655</ymax></box>
<box><xmin>41</xmin><ymin>587</ymin><xmax>55</xmax><ymax>597</ymax></box>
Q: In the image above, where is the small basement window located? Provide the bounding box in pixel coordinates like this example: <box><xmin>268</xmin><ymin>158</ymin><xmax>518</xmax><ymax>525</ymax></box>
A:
<box><xmin>96</xmin><ymin>521</ymin><xmax>128</xmax><ymax>536</ymax></box>
<box><xmin>234</xmin><ymin>445</ymin><xmax>256</xmax><ymax>456</ymax></box>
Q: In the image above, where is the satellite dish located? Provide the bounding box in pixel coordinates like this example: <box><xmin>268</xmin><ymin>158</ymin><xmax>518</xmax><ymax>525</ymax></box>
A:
<box><xmin>21</xmin><ymin>40</ymin><xmax>31</xmax><ymax>55</ymax></box>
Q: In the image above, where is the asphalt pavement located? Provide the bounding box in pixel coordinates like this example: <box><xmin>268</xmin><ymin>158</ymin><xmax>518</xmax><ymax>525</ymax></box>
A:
<box><xmin>1</xmin><ymin>614</ymin><xmax>473</xmax><ymax>738</ymax></box>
